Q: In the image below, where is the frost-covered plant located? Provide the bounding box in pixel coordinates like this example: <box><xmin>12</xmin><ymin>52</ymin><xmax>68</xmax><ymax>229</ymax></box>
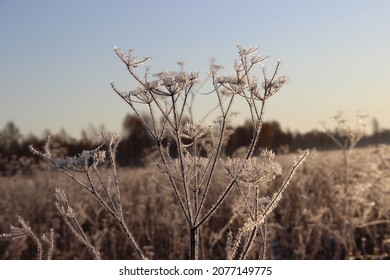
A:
<box><xmin>321</xmin><ymin>111</ymin><xmax>367</xmax><ymax>151</ymax></box>
<box><xmin>2</xmin><ymin>45</ymin><xmax>308</xmax><ymax>260</ymax></box>
<box><xmin>112</xmin><ymin>45</ymin><xmax>308</xmax><ymax>259</ymax></box>
<box><xmin>29</xmin><ymin>132</ymin><xmax>145</xmax><ymax>259</ymax></box>
<box><xmin>321</xmin><ymin>112</ymin><xmax>369</xmax><ymax>257</ymax></box>
<box><xmin>222</xmin><ymin>150</ymin><xmax>307</xmax><ymax>259</ymax></box>
<box><xmin>321</xmin><ymin>111</ymin><xmax>367</xmax><ymax>187</ymax></box>
<box><xmin>0</xmin><ymin>216</ymin><xmax>54</xmax><ymax>260</ymax></box>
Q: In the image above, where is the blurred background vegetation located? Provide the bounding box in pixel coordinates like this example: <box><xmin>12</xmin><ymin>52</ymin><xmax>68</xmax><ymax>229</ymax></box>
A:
<box><xmin>1</xmin><ymin>114</ymin><xmax>389</xmax><ymax>176</ymax></box>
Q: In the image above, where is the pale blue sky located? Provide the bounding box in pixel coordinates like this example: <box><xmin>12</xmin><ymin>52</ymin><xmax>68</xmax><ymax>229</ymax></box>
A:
<box><xmin>1</xmin><ymin>0</ymin><xmax>389</xmax><ymax>138</ymax></box>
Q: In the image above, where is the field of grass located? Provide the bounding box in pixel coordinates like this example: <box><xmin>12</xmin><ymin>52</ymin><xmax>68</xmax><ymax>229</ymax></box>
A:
<box><xmin>1</xmin><ymin>145</ymin><xmax>389</xmax><ymax>259</ymax></box>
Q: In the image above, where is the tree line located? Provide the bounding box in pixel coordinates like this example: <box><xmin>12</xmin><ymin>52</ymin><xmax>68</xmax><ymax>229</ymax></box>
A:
<box><xmin>1</xmin><ymin>115</ymin><xmax>389</xmax><ymax>176</ymax></box>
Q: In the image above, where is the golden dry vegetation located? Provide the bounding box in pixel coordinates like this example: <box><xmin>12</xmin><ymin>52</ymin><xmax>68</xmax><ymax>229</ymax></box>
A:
<box><xmin>1</xmin><ymin>145</ymin><xmax>389</xmax><ymax>259</ymax></box>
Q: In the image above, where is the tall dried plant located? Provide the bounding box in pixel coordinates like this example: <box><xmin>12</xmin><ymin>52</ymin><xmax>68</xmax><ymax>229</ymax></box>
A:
<box><xmin>321</xmin><ymin>111</ymin><xmax>367</xmax><ymax>188</ymax></box>
<box><xmin>111</xmin><ymin>45</ymin><xmax>308</xmax><ymax>259</ymax></box>
<box><xmin>1</xmin><ymin>45</ymin><xmax>308</xmax><ymax>259</ymax></box>
<box><xmin>29</xmin><ymin>133</ymin><xmax>145</xmax><ymax>259</ymax></box>
<box><xmin>321</xmin><ymin>111</ymin><xmax>368</xmax><ymax>257</ymax></box>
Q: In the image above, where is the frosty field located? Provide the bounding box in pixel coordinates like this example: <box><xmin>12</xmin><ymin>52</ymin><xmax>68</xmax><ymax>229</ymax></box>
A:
<box><xmin>1</xmin><ymin>146</ymin><xmax>389</xmax><ymax>259</ymax></box>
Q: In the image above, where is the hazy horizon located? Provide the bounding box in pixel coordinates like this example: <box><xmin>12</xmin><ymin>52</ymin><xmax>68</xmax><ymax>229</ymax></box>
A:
<box><xmin>1</xmin><ymin>0</ymin><xmax>390</xmax><ymax>138</ymax></box>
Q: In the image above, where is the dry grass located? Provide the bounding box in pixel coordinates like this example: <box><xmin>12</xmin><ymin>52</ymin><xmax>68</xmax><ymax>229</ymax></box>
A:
<box><xmin>1</xmin><ymin>146</ymin><xmax>389</xmax><ymax>259</ymax></box>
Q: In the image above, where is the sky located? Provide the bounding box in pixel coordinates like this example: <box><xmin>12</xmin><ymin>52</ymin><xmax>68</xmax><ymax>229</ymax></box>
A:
<box><xmin>1</xmin><ymin>0</ymin><xmax>389</xmax><ymax>138</ymax></box>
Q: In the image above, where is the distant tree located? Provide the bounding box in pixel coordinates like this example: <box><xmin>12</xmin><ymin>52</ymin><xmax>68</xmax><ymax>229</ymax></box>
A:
<box><xmin>225</xmin><ymin>120</ymin><xmax>291</xmax><ymax>155</ymax></box>
<box><xmin>225</xmin><ymin>120</ymin><xmax>253</xmax><ymax>156</ymax></box>
<box><xmin>81</xmin><ymin>125</ymin><xmax>101</xmax><ymax>146</ymax></box>
<box><xmin>118</xmin><ymin>114</ymin><xmax>155</xmax><ymax>166</ymax></box>
<box><xmin>0</xmin><ymin>122</ymin><xmax>22</xmax><ymax>157</ymax></box>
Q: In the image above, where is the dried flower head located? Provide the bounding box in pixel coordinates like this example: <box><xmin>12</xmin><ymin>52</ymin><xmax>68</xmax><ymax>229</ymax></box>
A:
<box><xmin>237</xmin><ymin>45</ymin><xmax>258</xmax><ymax>57</ymax></box>
<box><xmin>55</xmin><ymin>149</ymin><xmax>106</xmax><ymax>172</ymax></box>
<box><xmin>263</xmin><ymin>75</ymin><xmax>288</xmax><ymax>96</ymax></box>
<box><xmin>180</xmin><ymin>122</ymin><xmax>212</xmax><ymax>141</ymax></box>
<box><xmin>222</xmin><ymin>150</ymin><xmax>282</xmax><ymax>184</ymax></box>
<box><xmin>158</xmin><ymin>154</ymin><xmax>208</xmax><ymax>182</ymax></box>
<box><xmin>139</xmin><ymin>71</ymin><xmax>199</xmax><ymax>96</ymax></box>
<box><xmin>322</xmin><ymin>111</ymin><xmax>368</xmax><ymax>150</ymax></box>
<box><xmin>114</xmin><ymin>47</ymin><xmax>151</xmax><ymax>68</ymax></box>
<box><xmin>216</xmin><ymin>75</ymin><xmax>244</xmax><ymax>85</ymax></box>
<box><xmin>240</xmin><ymin>150</ymin><xmax>282</xmax><ymax>184</ymax></box>
<box><xmin>334</xmin><ymin>111</ymin><xmax>367</xmax><ymax>140</ymax></box>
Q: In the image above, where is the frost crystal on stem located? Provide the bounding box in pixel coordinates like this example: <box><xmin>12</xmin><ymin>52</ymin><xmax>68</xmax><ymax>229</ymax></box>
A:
<box><xmin>59</xmin><ymin>150</ymin><xmax>105</xmax><ymax>172</ymax></box>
